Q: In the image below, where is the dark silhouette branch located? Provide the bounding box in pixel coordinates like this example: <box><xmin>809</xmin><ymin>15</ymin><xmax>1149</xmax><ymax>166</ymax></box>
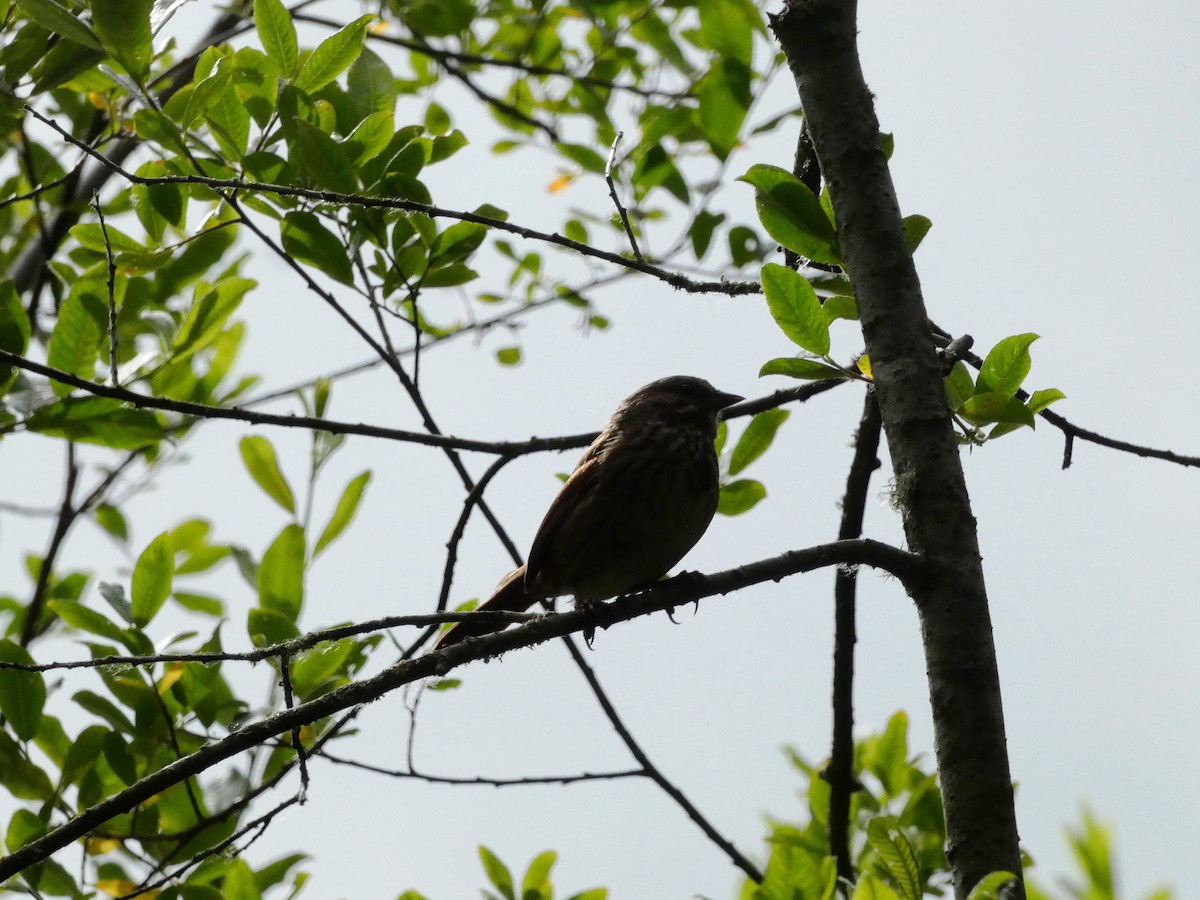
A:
<box><xmin>0</xmin><ymin>538</ymin><xmax>919</xmax><ymax>882</ymax></box>
<box><xmin>21</xmin><ymin>445</ymin><xmax>78</xmax><ymax>646</ymax></box>
<box><xmin>316</xmin><ymin>750</ymin><xmax>646</xmax><ymax>787</ymax></box>
<box><xmin>825</xmin><ymin>392</ymin><xmax>881</xmax><ymax>881</ymax></box>
<box><xmin>0</xmin><ymin>349</ymin><xmax>842</xmax><ymax>456</ymax></box>
<box><xmin>563</xmin><ymin>633</ymin><xmax>764</xmax><ymax>883</ymax></box>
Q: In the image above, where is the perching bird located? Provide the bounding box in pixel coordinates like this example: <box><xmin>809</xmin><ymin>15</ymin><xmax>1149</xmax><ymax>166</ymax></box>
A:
<box><xmin>435</xmin><ymin>375</ymin><xmax>743</xmax><ymax>648</ymax></box>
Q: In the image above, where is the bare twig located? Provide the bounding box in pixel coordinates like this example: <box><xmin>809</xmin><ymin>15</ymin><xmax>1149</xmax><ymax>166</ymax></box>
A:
<box><xmin>317</xmin><ymin>750</ymin><xmax>646</xmax><ymax>787</ymax></box>
<box><xmin>21</xmin><ymin>445</ymin><xmax>78</xmax><ymax>646</ymax></box>
<box><xmin>825</xmin><ymin>392</ymin><xmax>881</xmax><ymax>881</ymax></box>
<box><xmin>92</xmin><ymin>191</ymin><xmax>120</xmax><ymax>386</ymax></box>
<box><xmin>605</xmin><ymin>132</ymin><xmax>643</xmax><ymax>262</ymax></box>
<box><xmin>564</xmin><ymin>633</ymin><xmax>763</xmax><ymax>882</ymax></box>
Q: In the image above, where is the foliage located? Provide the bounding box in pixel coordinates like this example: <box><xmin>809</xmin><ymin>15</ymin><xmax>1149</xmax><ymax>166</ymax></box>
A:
<box><xmin>0</xmin><ymin>0</ymin><xmax>802</xmax><ymax>892</ymax></box>
<box><xmin>388</xmin><ymin>717</ymin><xmax>1172</xmax><ymax>900</ymax></box>
<box><xmin>0</xmin><ymin>0</ymin><xmax>1088</xmax><ymax>894</ymax></box>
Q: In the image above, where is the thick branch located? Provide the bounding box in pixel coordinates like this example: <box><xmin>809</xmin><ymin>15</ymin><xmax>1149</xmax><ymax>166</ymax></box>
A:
<box><xmin>771</xmin><ymin>2</ymin><xmax>1023</xmax><ymax>895</ymax></box>
<box><xmin>0</xmin><ymin>538</ymin><xmax>917</xmax><ymax>882</ymax></box>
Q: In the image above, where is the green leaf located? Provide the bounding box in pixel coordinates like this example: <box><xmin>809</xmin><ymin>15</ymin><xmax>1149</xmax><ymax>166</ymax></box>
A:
<box><xmin>47</xmin><ymin>601</ymin><xmax>129</xmax><ymax>646</ymax></box>
<box><xmin>247</xmin><ymin>606</ymin><xmax>301</xmax><ymax>647</ymax></box>
<box><xmin>559</xmin><ymin>143</ymin><xmax>606</xmax><ymax>173</ymax></box>
<box><xmin>45</xmin><ymin>283</ymin><xmax>107</xmax><ymax>395</ymax></box>
<box><xmin>761</xmin><ymin>263</ymin><xmax>830</xmax><ymax>356</ymax></box>
<box><xmin>99</xmin><ymin>582</ymin><xmax>134</xmax><ymax>623</ymax></box>
<box><xmin>431</xmin><ymin>221</ymin><xmax>487</xmax><ymax>265</ymax></box>
<box><xmin>959</xmin><ymin>392</ymin><xmax>1036</xmax><ymax>428</ymax></box>
<box><xmin>313</xmin><ymin>471</ymin><xmax>371</xmax><ymax>557</ymax></box>
<box><xmin>1027</xmin><ymin>387</ymin><xmax>1066</xmax><ymax>415</ymax></box>
<box><xmin>91</xmin><ymin>0</ymin><xmax>153</xmax><ymax>78</ymax></box>
<box><xmin>850</xmin><ymin>872</ymin><xmax>903</xmax><ymax>900</ymax></box>
<box><xmin>5</xmin><ymin>807</ymin><xmax>47</xmax><ymax>852</ymax></box>
<box><xmin>25</xmin><ymin>398</ymin><xmax>165</xmax><ymax>449</ymax></box>
<box><xmin>404</xmin><ymin>0</ymin><xmax>474</xmax><ymax>36</ymax></box>
<box><xmin>688</xmin><ymin>210</ymin><xmax>724</xmax><ymax>260</ymax></box>
<box><xmin>258</xmin><ymin>524</ymin><xmax>306</xmax><ymax>620</ymax></box>
<box><xmin>295</xmin><ymin>14</ymin><xmax>373</xmax><ymax>94</ymax></box>
<box><xmin>759</xmin><ymin>357</ymin><xmax>848</xmax><ymax>382</ymax></box>
<box><xmin>0</xmin><ymin>640</ymin><xmax>46</xmax><ymax>741</ymax></box>
<box><xmin>976</xmin><ymin>333</ymin><xmax>1039</xmax><ymax>395</ymax></box>
<box><xmin>866</xmin><ymin>817</ymin><xmax>922</xmax><ymax>900</ymax></box>
<box><xmin>132</xmin><ymin>532</ymin><xmax>174</xmax><ymax>627</ymax></box>
<box><xmin>255</xmin><ymin>0</ymin><xmax>298</xmax><ymax>77</ymax></box>
<box><xmin>717</xmin><ymin>479</ymin><xmax>766</xmax><ymax>516</ymax></box>
<box><xmin>0</xmin><ymin>281</ymin><xmax>31</xmax><ymax>395</ymax></box>
<box><xmin>944</xmin><ymin>361</ymin><xmax>975</xmax><ymax>411</ymax></box>
<box><xmin>729</xmin><ymin>409</ymin><xmax>789</xmax><ymax>476</ymax></box>
<box><xmin>0</xmin><ymin>730</ymin><xmax>54</xmax><ymax>799</ymax></box>
<box><xmin>173</xmin><ymin>278</ymin><xmax>252</xmax><ymax>362</ymax></box>
<box><xmin>478</xmin><ymin>846</ymin><xmax>516</xmax><ymax>900</ymax></box>
<box><xmin>737</xmin><ymin>164</ymin><xmax>840</xmax><ymax>265</ymax></box>
<box><xmin>695</xmin><ymin>58</ymin><xmax>751</xmax><ymax>160</ymax></box>
<box><xmin>239</xmin><ymin>435</ymin><xmax>296</xmax><ymax>513</ymax></box>
<box><xmin>94</xmin><ymin>504</ymin><xmax>128</xmax><ymax>542</ymax></box>
<box><xmin>522</xmin><ymin>850</ymin><xmax>557</xmax><ymax>895</ymax></box>
<box><xmin>14</xmin><ymin>0</ymin><xmax>102</xmax><ymax>49</ymax></box>
<box><xmin>822</xmin><ymin>295</ymin><xmax>859</xmax><ymax>323</ymax></box>
<box><xmin>902</xmin><ymin>214</ymin><xmax>932</xmax><ymax>253</ymax></box>
<box><xmin>347</xmin><ymin>48</ymin><xmax>397</xmax><ymax>120</ymax></box>
<box><xmin>495</xmin><ymin>346</ymin><xmax>521</xmax><ymax>366</ymax></box>
<box><xmin>289</xmin><ymin>119</ymin><xmax>357</xmax><ymax>193</ymax></box>
<box><xmin>345</xmin><ymin>110</ymin><xmax>395</xmax><ymax>166</ymax></box>
<box><xmin>966</xmin><ymin>872</ymin><xmax>1019</xmax><ymax>900</ymax></box>
<box><xmin>280</xmin><ymin>212</ymin><xmax>354</xmax><ymax>285</ymax></box>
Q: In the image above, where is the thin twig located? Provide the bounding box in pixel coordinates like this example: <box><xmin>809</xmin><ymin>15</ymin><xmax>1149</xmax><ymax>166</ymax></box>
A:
<box><xmin>825</xmin><ymin>392</ymin><xmax>881</xmax><ymax>882</ymax></box>
<box><xmin>92</xmin><ymin>191</ymin><xmax>120</xmax><ymax>386</ymax></box>
<box><xmin>21</xmin><ymin>445</ymin><xmax>78</xmax><ymax>646</ymax></box>
<box><xmin>605</xmin><ymin>132</ymin><xmax>643</xmax><ymax>262</ymax></box>
<box><xmin>565</xmin><ymin>633</ymin><xmax>763</xmax><ymax>882</ymax></box>
<box><xmin>317</xmin><ymin>750</ymin><xmax>646</xmax><ymax>787</ymax></box>
<box><xmin>279</xmin><ymin>652</ymin><xmax>310</xmax><ymax>794</ymax></box>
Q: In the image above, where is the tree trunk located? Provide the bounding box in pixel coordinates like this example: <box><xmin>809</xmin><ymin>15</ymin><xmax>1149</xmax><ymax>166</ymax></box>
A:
<box><xmin>769</xmin><ymin>1</ymin><xmax>1024</xmax><ymax>895</ymax></box>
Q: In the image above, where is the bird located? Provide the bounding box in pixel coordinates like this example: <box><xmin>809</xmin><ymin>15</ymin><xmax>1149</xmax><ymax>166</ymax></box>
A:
<box><xmin>434</xmin><ymin>375</ymin><xmax>744</xmax><ymax>649</ymax></box>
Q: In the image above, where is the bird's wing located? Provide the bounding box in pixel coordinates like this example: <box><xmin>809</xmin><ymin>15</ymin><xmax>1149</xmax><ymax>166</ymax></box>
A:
<box><xmin>524</xmin><ymin>432</ymin><xmax>612</xmax><ymax>593</ymax></box>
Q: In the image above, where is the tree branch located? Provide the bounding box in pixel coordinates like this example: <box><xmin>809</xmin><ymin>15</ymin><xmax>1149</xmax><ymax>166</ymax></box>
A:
<box><xmin>0</xmin><ymin>538</ymin><xmax>919</xmax><ymax>882</ymax></box>
<box><xmin>826</xmin><ymin>391</ymin><xmax>881</xmax><ymax>881</ymax></box>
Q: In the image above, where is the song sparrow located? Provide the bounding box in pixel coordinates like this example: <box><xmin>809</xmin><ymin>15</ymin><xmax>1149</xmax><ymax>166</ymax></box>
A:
<box><xmin>435</xmin><ymin>375</ymin><xmax>743</xmax><ymax>648</ymax></box>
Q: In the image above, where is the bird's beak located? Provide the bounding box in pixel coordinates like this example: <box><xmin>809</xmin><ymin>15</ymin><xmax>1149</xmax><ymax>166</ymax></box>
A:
<box><xmin>714</xmin><ymin>390</ymin><xmax>744</xmax><ymax>411</ymax></box>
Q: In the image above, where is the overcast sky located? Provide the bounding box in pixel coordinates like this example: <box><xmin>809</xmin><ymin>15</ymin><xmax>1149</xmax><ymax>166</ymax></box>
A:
<box><xmin>3</xmin><ymin>1</ymin><xmax>1198</xmax><ymax>897</ymax></box>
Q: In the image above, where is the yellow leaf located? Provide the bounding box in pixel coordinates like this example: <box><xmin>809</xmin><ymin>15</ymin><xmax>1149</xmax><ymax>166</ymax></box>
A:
<box><xmin>96</xmin><ymin>880</ymin><xmax>157</xmax><ymax>898</ymax></box>
<box><xmin>157</xmin><ymin>661</ymin><xmax>186</xmax><ymax>695</ymax></box>
<box><xmin>856</xmin><ymin>354</ymin><xmax>873</xmax><ymax>378</ymax></box>
<box><xmin>86</xmin><ymin>837</ymin><xmax>123</xmax><ymax>855</ymax></box>
<box><xmin>547</xmin><ymin>172</ymin><xmax>575</xmax><ymax>194</ymax></box>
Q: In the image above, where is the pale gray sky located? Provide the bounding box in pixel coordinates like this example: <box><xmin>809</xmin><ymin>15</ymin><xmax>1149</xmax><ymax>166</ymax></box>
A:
<box><xmin>3</xmin><ymin>1</ymin><xmax>1197</xmax><ymax>897</ymax></box>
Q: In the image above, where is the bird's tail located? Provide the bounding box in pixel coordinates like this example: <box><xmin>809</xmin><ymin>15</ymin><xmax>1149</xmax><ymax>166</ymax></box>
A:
<box><xmin>433</xmin><ymin>565</ymin><xmax>537</xmax><ymax>649</ymax></box>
